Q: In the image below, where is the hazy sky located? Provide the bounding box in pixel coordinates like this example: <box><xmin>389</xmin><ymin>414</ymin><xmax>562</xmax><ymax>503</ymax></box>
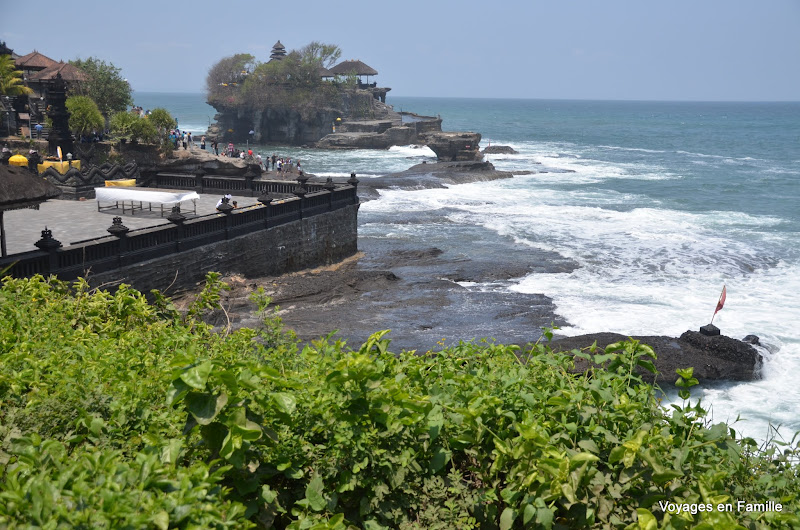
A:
<box><xmin>2</xmin><ymin>0</ymin><xmax>798</xmax><ymax>101</ymax></box>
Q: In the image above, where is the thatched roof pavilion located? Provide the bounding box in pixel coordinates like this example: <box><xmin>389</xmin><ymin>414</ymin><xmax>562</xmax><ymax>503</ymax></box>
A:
<box><xmin>0</xmin><ymin>164</ymin><xmax>61</xmax><ymax>256</ymax></box>
<box><xmin>329</xmin><ymin>60</ymin><xmax>378</xmax><ymax>77</ymax></box>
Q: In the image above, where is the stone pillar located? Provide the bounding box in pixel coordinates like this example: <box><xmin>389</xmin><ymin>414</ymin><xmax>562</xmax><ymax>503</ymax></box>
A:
<box><xmin>167</xmin><ymin>205</ymin><xmax>186</xmax><ymax>251</ymax></box>
<box><xmin>293</xmin><ymin>176</ymin><xmax>307</xmax><ymax>219</ymax></box>
<box><xmin>257</xmin><ymin>191</ymin><xmax>273</xmax><ymax>228</ymax></box>
<box><xmin>107</xmin><ymin>216</ymin><xmax>130</xmax><ymax>255</ymax></box>
<box><xmin>46</xmin><ymin>74</ymin><xmax>74</xmax><ymax>158</ymax></box>
<box><xmin>194</xmin><ymin>168</ymin><xmax>205</xmax><ymax>193</ymax></box>
<box><xmin>324</xmin><ymin>177</ymin><xmax>336</xmax><ymax>211</ymax></box>
<box><xmin>347</xmin><ymin>172</ymin><xmax>359</xmax><ymax>204</ymax></box>
<box><xmin>34</xmin><ymin>227</ymin><xmax>62</xmax><ymax>272</ymax></box>
<box><xmin>244</xmin><ymin>164</ymin><xmax>256</xmax><ymax>195</ymax></box>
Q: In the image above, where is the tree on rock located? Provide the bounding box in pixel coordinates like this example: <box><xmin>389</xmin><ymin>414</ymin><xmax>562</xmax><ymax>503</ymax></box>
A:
<box><xmin>206</xmin><ymin>53</ymin><xmax>256</xmax><ymax>107</ymax></box>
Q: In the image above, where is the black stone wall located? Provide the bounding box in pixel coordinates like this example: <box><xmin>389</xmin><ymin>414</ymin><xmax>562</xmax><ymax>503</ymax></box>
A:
<box><xmin>88</xmin><ymin>204</ymin><xmax>359</xmax><ymax>294</ymax></box>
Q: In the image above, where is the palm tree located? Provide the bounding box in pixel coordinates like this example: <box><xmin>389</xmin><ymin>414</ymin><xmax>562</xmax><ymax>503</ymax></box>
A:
<box><xmin>0</xmin><ymin>54</ymin><xmax>33</xmax><ymax>96</ymax></box>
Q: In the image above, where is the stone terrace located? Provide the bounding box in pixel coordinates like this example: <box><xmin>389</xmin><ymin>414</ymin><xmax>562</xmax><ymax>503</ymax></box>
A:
<box><xmin>4</xmin><ymin>192</ymin><xmax>254</xmax><ymax>256</ymax></box>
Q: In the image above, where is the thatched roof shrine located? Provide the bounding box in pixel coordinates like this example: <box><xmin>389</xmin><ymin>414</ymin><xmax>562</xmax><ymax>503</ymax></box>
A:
<box><xmin>329</xmin><ymin>60</ymin><xmax>378</xmax><ymax>76</ymax></box>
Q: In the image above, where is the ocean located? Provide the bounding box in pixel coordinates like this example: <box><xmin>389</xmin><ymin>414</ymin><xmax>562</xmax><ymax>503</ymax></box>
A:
<box><xmin>134</xmin><ymin>92</ymin><xmax>800</xmax><ymax>443</ymax></box>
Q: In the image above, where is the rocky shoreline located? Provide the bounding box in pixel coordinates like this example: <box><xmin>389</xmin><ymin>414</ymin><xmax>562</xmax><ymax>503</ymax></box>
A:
<box><xmin>169</xmin><ymin>153</ymin><xmax>763</xmax><ymax>383</ymax></box>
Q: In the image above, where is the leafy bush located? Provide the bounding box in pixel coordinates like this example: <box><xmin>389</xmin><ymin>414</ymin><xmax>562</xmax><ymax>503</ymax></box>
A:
<box><xmin>149</xmin><ymin>107</ymin><xmax>177</xmax><ymax>132</ymax></box>
<box><xmin>0</xmin><ymin>275</ymin><xmax>798</xmax><ymax>529</ymax></box>
<box><xmin>109</xmin><ymin>110</ymin><xmax>159</xmax><ymax>144</ymax></box>
<box><xmin>109</xmin><ymin>110</ymin><xmax>138</xmax><ymax>142</ymax></box>
<box><xmin>66</xmin><ymin>95</ymin><xmax>104</xmax><ymax>137</ymax></box>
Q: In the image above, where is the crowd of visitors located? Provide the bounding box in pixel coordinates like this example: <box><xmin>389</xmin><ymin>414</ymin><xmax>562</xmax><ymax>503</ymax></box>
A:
<box><xmin>205</xmin><ymin>142</ymin><xmax>304</xmax><ymax>175</ymax></box>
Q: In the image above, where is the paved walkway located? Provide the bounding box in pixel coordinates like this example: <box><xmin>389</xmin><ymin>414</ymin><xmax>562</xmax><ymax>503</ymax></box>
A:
<box><xmin>3</xmin><ymin>192</ymin><xmax>256</xmax><ymax>255</ymax></box>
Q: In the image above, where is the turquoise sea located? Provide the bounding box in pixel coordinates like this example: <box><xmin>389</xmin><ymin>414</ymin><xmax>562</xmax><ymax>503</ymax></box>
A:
<box><xmin>135</xmin><ymin>92</ymin><xmax>800</xmax><ymax>442</ymax></box>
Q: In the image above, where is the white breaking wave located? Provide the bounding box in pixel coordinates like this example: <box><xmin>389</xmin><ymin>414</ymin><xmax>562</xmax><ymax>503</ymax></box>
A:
<box><xmin>387</xmin><ymin>144</ymin><xmax>437</xmax><ymax>157</ymax></box>
<box><xmin>361</xmin><ymin>165</ymin><xmax>800</xmax><ymax>442</ymax></box>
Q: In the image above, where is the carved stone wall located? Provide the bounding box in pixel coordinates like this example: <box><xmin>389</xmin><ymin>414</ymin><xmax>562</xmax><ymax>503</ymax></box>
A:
<box><xmin>43</xmin><ymin>162</ymin><xmax>140</xmax><ymax>199</ymax></box>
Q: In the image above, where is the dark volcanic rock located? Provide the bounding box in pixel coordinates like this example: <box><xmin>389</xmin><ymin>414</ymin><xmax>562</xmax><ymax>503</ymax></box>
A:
<box><xmin>420</xmin><ymin>131</ymin><xmax>483</xmax><ymax>161</ymax></box>
<box><xmin>549</xmin><ymin>331</ymin><xmax>762</xmax><ymax>383</ymax></box>
<box><xmin>483</xmin><ymin>145</ymin><xmax>519</xmax><ymax>155</ymax></box>
<box><xmin>363</xmin><ymin>160</ymin><xmax>513</xmax><ymax>193</ymax></box>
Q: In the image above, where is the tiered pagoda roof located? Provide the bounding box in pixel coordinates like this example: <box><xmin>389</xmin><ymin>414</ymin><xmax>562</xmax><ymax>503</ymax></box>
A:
<box><xmin>269</xmin><ymin>41</ymin><xmax>287</xmax><ymax>61</ymax></box>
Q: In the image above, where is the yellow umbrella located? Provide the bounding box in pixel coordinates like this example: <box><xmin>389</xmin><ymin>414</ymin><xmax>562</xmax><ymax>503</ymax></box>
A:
<box><xmin>8</xmin><ymin>154</ymin><xmax>28</xmax><ymax>167</ymax></box>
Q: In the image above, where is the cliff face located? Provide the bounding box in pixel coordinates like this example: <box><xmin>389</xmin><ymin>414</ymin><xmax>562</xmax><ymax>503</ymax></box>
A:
<box><xmin>206</xmin><ymin>88</ymin><xmax>482</xmax><ymax>162</ymax></box>
<box><xmin>207</xmin><ymin>90</ymin><xmax>396</xmax><ymax>146</ymax></box>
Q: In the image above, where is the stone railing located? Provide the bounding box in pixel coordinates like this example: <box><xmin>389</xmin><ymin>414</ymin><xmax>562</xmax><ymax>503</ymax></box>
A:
<box><xmin>149</xmin><ymin>168</ymin><xmax>341</xmax><ymax>197</ymax></box>
<box><xmin>0</xmin><ymin>181</ymin><xmax>359</xmax><ymax>282</ymax></box>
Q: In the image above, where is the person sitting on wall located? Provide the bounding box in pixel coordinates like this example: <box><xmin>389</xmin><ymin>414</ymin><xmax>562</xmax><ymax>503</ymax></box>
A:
<box><xmin>215</xmin><ymin>194</ymin><xmax>233</xmax><ymax>210</ymax></box>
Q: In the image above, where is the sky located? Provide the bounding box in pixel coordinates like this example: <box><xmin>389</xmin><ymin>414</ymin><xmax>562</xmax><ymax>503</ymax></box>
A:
<box><xmin>1</xmin><ymin>0</ymin><xmax>798</xmax><ymax>101</ymax></box>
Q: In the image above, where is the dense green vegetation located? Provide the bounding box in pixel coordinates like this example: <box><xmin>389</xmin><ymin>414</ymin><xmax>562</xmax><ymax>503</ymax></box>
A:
<box><xmin>65</xmin><ymin>95</ymin><xmax>105</xmax><ymax>138</ymax></box>
<box><xmin>206</xmin><ymin>42</ymin><xmax>350</xmax><ymax>114</ymax></box>
<box><xmin>108</xmin><ymin>107</ymin><xmax>176</xmax><ymax>147</ymax></box>
<box><xmin>0</xmin><ymin>274</ymin><xmax>798</xmax><ymax>529</ymax></box>
<box><xmin>70</xmin><ymin>57</ymin><xmax>133</xmax><ymax>120</ymax></box>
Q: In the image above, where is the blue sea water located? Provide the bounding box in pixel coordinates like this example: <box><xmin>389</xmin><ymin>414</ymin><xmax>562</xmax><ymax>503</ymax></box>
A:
<box><xmin>135</xmin><ymin>92</ymin><xmax>800</xmax><ymax>442</ymax></box>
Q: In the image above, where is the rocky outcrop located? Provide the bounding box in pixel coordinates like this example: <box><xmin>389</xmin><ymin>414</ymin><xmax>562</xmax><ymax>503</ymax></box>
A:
<box><xmin>155</xmin><ymin>148</ymin><xmax>251</xmax><ymax>176</ymax></box>
<box><xmin>315</xmin><ymin>128</ymin><xmax>416</xmax><ymax>150</ymax></box>
<box><xmin>419</xmin><ymin>131</ymin><xmax>483</xmax><ymax>162</ymax></box>
<box><xmin>357</xmin><ymin>160</ymin><xmax>513</xmax><ymax>200</ymax></box>
<box><xmin>208</xmin><ymin>89</ymin><xmax>399</xmax><ymax>145</ymax></box>
<box><xmin>549</xmin><ymin>331</ymin><xmax>764</xmax><ymax>383</ymax></box>
<box><xmin>483</xmin><ymin>145</ymin><xmax>519</xmax><ymax>155</ymax></box>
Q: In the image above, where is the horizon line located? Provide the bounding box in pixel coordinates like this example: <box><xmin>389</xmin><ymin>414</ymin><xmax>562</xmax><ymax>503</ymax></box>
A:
<box><xmin>132</xmin><ymin>90</ymin><xmax>800</xmax><ymax>104</ymax></box>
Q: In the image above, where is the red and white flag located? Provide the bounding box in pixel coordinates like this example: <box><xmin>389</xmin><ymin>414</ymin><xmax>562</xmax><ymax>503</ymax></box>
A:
<box><xmin>711</xmin><ymin>285</ymin><xmax>726</xmax><ymax>323</ymax></box>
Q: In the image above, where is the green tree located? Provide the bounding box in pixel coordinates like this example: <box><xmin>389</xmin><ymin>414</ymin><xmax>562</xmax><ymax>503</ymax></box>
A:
<box><xmin>130</xmin><ymin>115</ymin><xmax>158</xmax><ymax>143</ymax></box>
<box><xmin>109</xmin><ymin>110</ymin><xmax>138</xmax><ymax>142</ymax></box>
<box><xmin>206</xmin><ymin>53</ymin><xmax>255</xmax><ymax>107</ymax></box>
<box><xmin>65</xmin><ymin>96</ymin><xmax>104</xmax><ymax>138</ymax></box>
<box><xmin>0</xmin><ymin>54</ymin><xmax>32</xmax><ymax>96</ymax></box>
<box><xmin>299</xmin><ymin>41</ymin><xmax>341</xmax><ymax>69</ymax></box>
<box><xmin>70</xmin><ymin>57</ymin><xmax>132</xmax><ymax>119</ymax></box>
<box><xmin>147</xmin><ymin>107</ymin><xmax>176</xmax><ymax>132</ymax></box>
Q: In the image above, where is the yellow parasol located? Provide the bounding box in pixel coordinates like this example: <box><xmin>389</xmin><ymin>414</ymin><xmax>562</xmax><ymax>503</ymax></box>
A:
<box><xmin>8</xmin><ymin>154</ymin><xmax>28</xmax><ymax>167</ymax></box>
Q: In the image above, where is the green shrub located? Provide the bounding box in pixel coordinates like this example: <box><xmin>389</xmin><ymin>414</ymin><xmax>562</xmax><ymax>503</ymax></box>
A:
<box><xmin>109</xmin><ymin>110</ymin><xmax>138</xmax><ymax>142</ymax></box>
<box><xmin>1</xmin><ymin>275</ymin><xmax>798</xmax><ymax>529</ymax></box>
<box><xmin>65</xmin><ymin>95</ymin><xmax>104</xmax><ymax>138</ymax></box>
